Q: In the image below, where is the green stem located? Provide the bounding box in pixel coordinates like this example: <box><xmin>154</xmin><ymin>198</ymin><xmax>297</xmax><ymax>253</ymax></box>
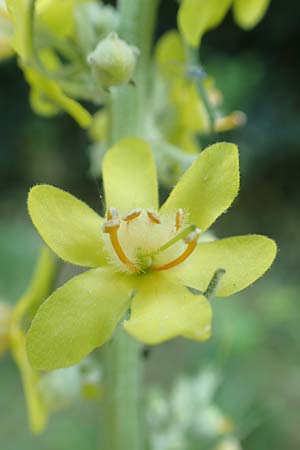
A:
<box><xmin>103</xmin><ymin>328</ymin><xmax>142</xmax><ymax>450</ymax></box>
<box><xmin>103</xmin><ymin>1</ymin><xmax>159</xmax><ymax>449</ymax></box>
<box><xmin>109</xmin><ymin>0</ymin><xmax>160</xmax><ymax>142</ymax></box>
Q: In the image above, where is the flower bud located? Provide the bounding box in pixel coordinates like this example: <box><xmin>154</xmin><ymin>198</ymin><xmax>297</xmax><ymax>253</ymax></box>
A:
<box><xmin>87</xmin><ymin>32</ymin><xmax>140</xmax><ymax>88</ymax></box>
<box><xmin>0</xmin><ymin>302</ymin><xmax>12</xmax><ymax>356</ymax></box>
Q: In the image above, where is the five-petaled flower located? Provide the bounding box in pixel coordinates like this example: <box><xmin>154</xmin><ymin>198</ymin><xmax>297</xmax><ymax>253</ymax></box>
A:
<box><xmin>26</xmin><ymin>138</ymin><xmax>276</xmax><ymax>370</ymax></box>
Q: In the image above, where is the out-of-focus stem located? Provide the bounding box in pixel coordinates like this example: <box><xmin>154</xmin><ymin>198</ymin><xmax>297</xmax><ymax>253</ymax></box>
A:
<box><xmin>109</xmin><ymin>0</ymin><xmax>160</xmax><ymax>142</ymax></box>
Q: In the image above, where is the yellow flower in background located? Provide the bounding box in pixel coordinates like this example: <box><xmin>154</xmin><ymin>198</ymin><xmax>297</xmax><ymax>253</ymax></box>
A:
<box><xmin>233</xmin><ymin>0</ymin><xmax>271</xmax><ymax>30</ymax></box>
<box><xmin>4</xmin><ymin>0</ymin><xmax>92</xmax><ymax>127</ymax></box>
<box><xmin>155</xmin><ymin>30</ymin><xmax>246</xmax><ymax>152</ymax></box>
<box><xmin>178</xmin><ymin>0</ymin><xmax>271</xmax><ymax>48</ymax></box>
<box><xmin>27</xmin><ymin>138</ymin><xmax>276</xmax><ymax>371</ymax></box>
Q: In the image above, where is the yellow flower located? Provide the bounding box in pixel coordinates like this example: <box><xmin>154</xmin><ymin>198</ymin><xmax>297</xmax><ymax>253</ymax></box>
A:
<box><xmin>5</xmin><ymin>0</ymin><xmax>92</xmax><ymax>127</ymax></box>
<box><xmin>26</xmin><ymin>138</ymin><xmax>276</xmax><ymax>370</ymax></box>
<box><xmin>155</xmin><ymin>30</ymin><xmax>246</xmax><ymax>150</ymax></box>
<box><xmin>178</xmin><ymin>0</ymin><xmax>271</xmax><ymax>48</ymax></box>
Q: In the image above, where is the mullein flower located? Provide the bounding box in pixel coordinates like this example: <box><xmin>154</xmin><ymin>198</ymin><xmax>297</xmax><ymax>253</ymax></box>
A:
<box><xmin>27</xmin><ymin>138</ymin><xmax>276</xmax><ymax>371</ymax></box>
<box><xmin>5</xmin><ymin>0</ymin><xmax>92</xmax><ymax>127</ymax></box>
<box><xmin>178</xmin><ymin>0</ymin><xmax>271</xmax><ymax>48</ymax></box>
<box><xmin>155</xmin><ymin>30</ymin><xmax>246</xmax><ymax>153</ymax></box>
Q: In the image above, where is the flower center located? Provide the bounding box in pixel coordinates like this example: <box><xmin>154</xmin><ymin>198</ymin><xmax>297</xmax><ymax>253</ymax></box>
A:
<box><xmin>102</xmin><ymin>207</ymin><xmax>200</xmax><ymax>274</ymax></box>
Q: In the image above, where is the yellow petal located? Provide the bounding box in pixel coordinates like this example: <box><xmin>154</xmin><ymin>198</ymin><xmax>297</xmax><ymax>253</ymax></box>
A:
<box><xmin>124</xmin><ymin>273</ymin><xmax>212</xmax><ymax>344</ymax></box>
<box><xmin>102</xmin><ymin>137</ymin><xmax>158</xmax><ymax>213</ymax></box>
<box><xmin>177</xmin><ymin>235</ymin><xmax>277</xmax><ymax>297</ymax></box>
<box><xmin>28</xmin><ymin>185</ymin><xmax>106</xmax><ymax>267</ymax></box>
<box><xmin>24</xmin><ymin>67</ymin><xmax>92</xmax><ymax>128</ymax></box>
<box><xmin>26</xmin><ymin>268</ymin><xmax>133</xmax><ymax>370</ymax></box>
<box><xmin>178</xmin><ymin>0</ymin><xmax>232</xmax><ymax>48</ymax></box>
<box><xmin>155</xmin><ymin>30</ymin><xmax>185</xmax><ymax>78</ymax></box>
<box><xmin>233</xmin><ymin>0</ymin><xmax>271</xmax><ymax>30</ymax></box>
<box><xmin>160</xmin><ymin>142</ymin><xmax>239</xmax><ymax>231</ymax></box>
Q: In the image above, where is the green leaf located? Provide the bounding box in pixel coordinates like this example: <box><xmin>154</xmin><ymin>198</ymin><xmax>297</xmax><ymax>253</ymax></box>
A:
<box><xmin>178</xmin><ymin>0</ymin><xmax>232</xmax><ymax>48</ymax></box>
<box><xmin>102</xmin><ymin>137</ymin><xmax>159</xmax><ymax>214</ymax></box>
<box><xmin>233</xmin><ymin>0</ymin><xmax>271</xmax><ymax>30</ymax></box>
<box><xmin>28</xmin><ymin>185</ymin><xmax>106</xmax><ymax>268</ymax></box>
<box><xmin>124</xmin><ymin>273</ymin><xmax>212</xmax><ymax>344</ymax></box>
<box><xmin>177</xmin><ymin>235</ymin><xmax>277</xmax><ymax>297</ymax></box>
<box><xmin>160</xmin><ymin>142</ymin><xmax>239</xmax><ymax>231</ymax></box>
<box><xmin>27</xmin><ymin>268</ymin><xmax>133</xmax><ymax>370</ymax></box>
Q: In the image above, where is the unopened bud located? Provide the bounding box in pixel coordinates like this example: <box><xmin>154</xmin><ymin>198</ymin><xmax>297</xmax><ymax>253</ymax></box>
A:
<box><xmin>87</xmin><ymin>32</ymin><xmax>140</xmax><ymax>87</ymax></box>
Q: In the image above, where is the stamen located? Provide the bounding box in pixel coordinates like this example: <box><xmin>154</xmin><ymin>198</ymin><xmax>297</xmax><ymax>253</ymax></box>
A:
<box><xmin>147</xmin><ymin>209</ymin><xmax>161</xmax><ymax>224</ymax></box>
<box><xmin>149</xmin><ymin>224</ymin><xmax>197</xmax><ymax>257</ymax></box>
<box><xmin>175</xmin><ymin>208</ymin><xmax>184</xmax><ymax>231</ymax></box>
<box><xmin>153</xmin><ymin>228</ymin><xmax>201</xmax><ymax>271</ymax></box>
<box><xmin>103</xmin><ymin>220</ymin><xmax>138</xmax><ymax>272</ymax></box>
<box><xmin>122</xmin><ymin>208</ymin><xmax>142</xmax><ymax>222</ymax></box>
<box><xmin>102</xmin><ymin>219</ymin><xmax>120</xmax><ymax>232</ymax></box>
<box><xmin>107</xmin><ymin>207</ymin><xmax>118</xmax><ymax>220</ymax></box>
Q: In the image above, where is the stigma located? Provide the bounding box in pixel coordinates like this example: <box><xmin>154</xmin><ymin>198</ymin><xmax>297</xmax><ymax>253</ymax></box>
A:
<box><xmin>102</xmin><ymin>207</ymin><xmax>200</xmax><ymax>274</ymax></box>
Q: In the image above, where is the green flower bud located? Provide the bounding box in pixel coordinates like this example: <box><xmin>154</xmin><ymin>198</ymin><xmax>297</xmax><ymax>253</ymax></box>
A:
<box><xmin>0</xmin><ymin>302</ymin><xmax>12</xmax><ymax>356</ymax></box>
<box><xmin>87</xmin><ymin>32</ymin><xmax>140</xmax><ymax>88</ymax></box>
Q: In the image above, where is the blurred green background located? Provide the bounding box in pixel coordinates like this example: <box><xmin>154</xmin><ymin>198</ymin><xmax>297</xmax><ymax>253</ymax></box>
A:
<box><xmin>1</xmin><ymin>0</ymin><xmax>300</xmax><ymax>449</ymax></box>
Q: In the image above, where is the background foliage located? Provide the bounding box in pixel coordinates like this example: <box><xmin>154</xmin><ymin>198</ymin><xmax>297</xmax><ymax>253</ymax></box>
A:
<box><xmin>0</xmin><ymin>0</ymin><xmax>300</xmax><ymax>449</ymax></box>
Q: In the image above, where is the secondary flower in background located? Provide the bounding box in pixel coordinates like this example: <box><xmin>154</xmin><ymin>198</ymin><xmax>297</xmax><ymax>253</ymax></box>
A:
<box><xmin>26</xmin><ymin>138</ymin><xmax>276</xmax><ymax>371</ymax></box>
<box><xmin>178</xmin><ymin>0</ymin><xmax>272</xmax><ymax>48</ymax></box>
<box><xmin>154</xmin><ymin>30</ymin><xmax>246</xmax><ymax>152</ymax></box>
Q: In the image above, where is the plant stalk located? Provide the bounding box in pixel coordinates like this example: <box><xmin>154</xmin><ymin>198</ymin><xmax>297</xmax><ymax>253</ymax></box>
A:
<box><xmin>103</xmin><ymin>1</ymin><xmax>160</xmax><ymax>450</ymax></box>
<box><xmin>103</xmin><ymin>328</ymin><xmax>142</xmax><ymax>450</ymax></box>
<box><xmin>109</xmin><ymin>0</ymin><xmax>159</xmax><ymax>142</ymax></box>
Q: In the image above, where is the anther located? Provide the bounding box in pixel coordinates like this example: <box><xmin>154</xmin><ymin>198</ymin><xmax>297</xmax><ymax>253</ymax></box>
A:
<box><xmin>102</xmin><ymin>219</ymin><xmax>120</xmax><ymax>233</ymax></box>
<box><xmin>175</xmin><ymin>208</ymin><xmax>184</xmax><ymax>231</ymax></box>
<box><xmin>107</xmin><ymin>207</ymin><xmax>118</xmax><ymax>220</ymax></box>
<box><xmin>122</xmin><ymin>208</ymin><xmax>142</xmax><ymax>222</ymax></box>
<box><xmin>147</xmin><ymin>209</ymin><xmax>161</xmax><ymax>224</ymax></box>
<box><xmin>183</xmin><ymin>228</ymin><xmax>201</xmax><ymax>244</ymax></box>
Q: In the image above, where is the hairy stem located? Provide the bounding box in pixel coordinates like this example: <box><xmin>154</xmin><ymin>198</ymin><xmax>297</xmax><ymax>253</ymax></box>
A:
<box><xmin>103</xmin><ymin>1</ymin><xmax>160</xmax><ymax>450</ymax></box>
<box><xmin>103</xmin><ymin>328</ymin><xmax>142</xmax><ymax>450</ymax></box>
<box><xmin>109</xmin><ymin>0</ymin><xmax>160</xmax><ymax>142</ymax></box>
